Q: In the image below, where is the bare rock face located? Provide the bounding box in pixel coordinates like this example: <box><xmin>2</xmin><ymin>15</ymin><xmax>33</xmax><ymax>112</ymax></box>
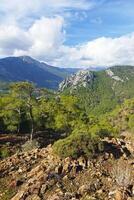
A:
<box><xmin>59</xmin><ymin>70</ymin><xmax>94</xmax><ymax>91</ymax></box>
<box><xmin>106</xmin><ymin>69</ymin><xmax>124</xmax><ymax>82</ymax></box>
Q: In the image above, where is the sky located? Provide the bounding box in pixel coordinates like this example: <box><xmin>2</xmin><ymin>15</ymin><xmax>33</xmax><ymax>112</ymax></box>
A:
<box><xmin>0</xmin><ymin>0</ymin><xmax>134</xmax><ymax>68</ymax></box>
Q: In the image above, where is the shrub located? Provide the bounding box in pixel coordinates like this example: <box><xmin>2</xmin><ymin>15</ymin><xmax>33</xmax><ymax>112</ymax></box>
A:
<box><xmin>21</xmin><ymin>139</ymin><xmax>39</xmax><ymax>152</ymax></box>
<box><xmin>53</xmin><ymin>131</ymin><xmax>101</xmax><ymax>159</ymax></box>
<box><xmin>0</xmin><ymin>146</ymin><xmax>10</xmax><ymax>159</ymax></box>
<box><xmin>2</xmin><ymin>188</ymin><xmax>16</xmax><ymax>200</ymax></box>
<box><xmin>95</xmin><ymin>118</ymin><xmax>119</xmax><ymax>138</ymax></box>
<box><xmin>53</xmin><ymin>121</ymin><xmax>116</xmax><ymax>159</ymax></box>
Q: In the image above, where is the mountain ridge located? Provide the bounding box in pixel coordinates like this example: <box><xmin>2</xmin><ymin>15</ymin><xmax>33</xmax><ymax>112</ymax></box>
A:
<box><xmin>0</xmin><ymin>56</ymin><xmax>80</xmax><ymax>89</ymax></box>
<box><xmin>59</xmin><ymin>65</ymin><xmax>134</xmax><ymax>115</ymax></box>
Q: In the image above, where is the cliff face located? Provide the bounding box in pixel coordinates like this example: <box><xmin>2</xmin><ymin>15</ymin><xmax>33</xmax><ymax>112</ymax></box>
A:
<box><xmin>59</xmin><ymin>70</ymin><xmax>94</xmax><ymax>91</ymax></box>
<box><xmin>59</xmin><ymin>66</ymin><xmax>134</xmax><ymax>92</ymax></box>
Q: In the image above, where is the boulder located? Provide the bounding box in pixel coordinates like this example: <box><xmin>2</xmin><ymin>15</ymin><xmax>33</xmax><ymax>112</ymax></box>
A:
<box><xmin>78</xmin><ymin>184</ymin><xmax>91</xmax><ymax>195</ymax></box>
<box><xmin>11</xmin><ymin>191</ymin><xmax>24</xmax><ymax>200</ymax></box>
<box><xmin>47</xmin><ymin>194</ymin><xmax>61</xmax><ymax>200</ymax></box>
<box><xmin>40</xmin><ymin>184</ymin><xmax>48</xmax><ymax>194</ymax></box>
<box><xmin>115</xmin><ymin>190</ymin><xmax>123</xmax><ymax>200</ymax></box>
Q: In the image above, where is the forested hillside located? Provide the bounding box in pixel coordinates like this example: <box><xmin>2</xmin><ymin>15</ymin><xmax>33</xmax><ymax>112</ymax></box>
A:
<box><xmin>60</xmin><ymin>66</ymin><xmax>134</xmax><ymax>115</ymax></box>
<box><xmin>0</xmin><ymin>62</ymin><xmax>134</xmax><ymax>200</ymax></box>
<box><xmin>0</xmin><ymin>82</ymin><xmax>133</xmax><ymax>157</ymax></box>
<box><xmin>0</xmin><ymin>81</ymin><xmax>134</xmax><ymax>200</ymax></box>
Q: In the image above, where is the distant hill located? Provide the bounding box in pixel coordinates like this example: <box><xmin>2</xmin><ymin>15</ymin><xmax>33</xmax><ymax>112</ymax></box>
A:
<box><xmin>0</xmin><ymin>56</ymin><xmax>79</xmax><ymax>89</ymax></box>
<box><xmin>59</xmin><ymin>65</ymin><xmax>134</xmax><ymax>115</ymax></box>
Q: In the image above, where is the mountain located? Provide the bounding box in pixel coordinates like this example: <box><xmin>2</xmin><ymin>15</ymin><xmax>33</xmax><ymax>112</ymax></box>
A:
<box><xmin>59</xmin><ymin>65</ymin><xmax>134</xmax><ymax>115</ymax></box>
<box><xmin>0</xmin><ymin>56</ymin><xmax>79</xmax><ymax>89</ymax></box>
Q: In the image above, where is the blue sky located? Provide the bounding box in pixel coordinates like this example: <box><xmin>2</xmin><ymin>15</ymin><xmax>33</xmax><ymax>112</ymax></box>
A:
<box><xmin>0</xmin><ymin>0</ymin><xmax>134</xmax><ymax>67</ymax></box>
<box><xmin>65</xmin><ymin>0</ymin><xmax>134</xmax><ymax>45</ymax></box>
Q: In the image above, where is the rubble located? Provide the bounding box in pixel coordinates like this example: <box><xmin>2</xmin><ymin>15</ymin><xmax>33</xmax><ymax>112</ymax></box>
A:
<box><xmin>0</xmin><ymin>138</ymin><xmax>134</xmax><ymax>200</ymax></box>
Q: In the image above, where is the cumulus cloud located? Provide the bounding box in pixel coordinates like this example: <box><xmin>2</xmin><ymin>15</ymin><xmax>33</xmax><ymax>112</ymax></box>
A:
<box><xmin>0</xmin><ymin>0</ymin><xmax>134</xmax><ymax>67</ymax></box>
<box><xmin>0</xmin><ymin>16</ymin><xmax>65</xmax><ymax>61</ymax></box>
<box><xmin>0</xmin><ymin>25</ymin><xmax>31</xmax><ymax>56</ymax></box>
<box><xmin>78</xmin><ymin>33</ymin><xmax>134</xmax><ymax>67</ymax></box>
<box><xmin>28</xmin><ymin>17</ymin><xmax>65</xmax><ymax>60</ymax></box>
<box><xmin>0</xmin><ymin>0</ymin><xmax>94</xmax><ymax>26</ymax></box>
<box><xmin>1</xmin><ymin>16</ymin><xmax>134</xmax><ymax>67</ymax></box>
<box><xmin>50</xmin><ymin>33</ymin><xmax>134</xmax><ymax>67</ymax></box>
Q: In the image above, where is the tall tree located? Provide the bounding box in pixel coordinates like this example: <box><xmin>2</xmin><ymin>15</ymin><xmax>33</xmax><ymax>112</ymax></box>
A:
<box><xmin>10</xmin><ymin>82</ymin><xmax>37</xmax><ymax>139</ymax></box>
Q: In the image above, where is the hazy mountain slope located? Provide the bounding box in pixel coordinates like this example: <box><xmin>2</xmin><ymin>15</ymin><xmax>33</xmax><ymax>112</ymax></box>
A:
<box><xmin>40</xmin><ymin>62</ymin><xmax>80</xmax><ymax>79</ymax></box>
<box><xmin>59</xmin><ymin>66</ymin><xmax>134</xmax><ymax>115</ymax></box>
<box><xmin>0</xmin><ymin>56</ymin><xmax>79</xmax><ymax>89</ymax></box>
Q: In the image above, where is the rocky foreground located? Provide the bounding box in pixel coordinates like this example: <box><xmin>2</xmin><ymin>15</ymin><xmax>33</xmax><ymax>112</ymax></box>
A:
<box><xmin>0</xmin><ymin>136</ymin><xmax>134</xmax><ymax>200</ymax></box>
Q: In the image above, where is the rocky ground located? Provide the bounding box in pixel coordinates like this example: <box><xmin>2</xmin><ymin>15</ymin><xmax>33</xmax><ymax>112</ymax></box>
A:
<box><xmin>0</xmin><ymin>135</ymin><xmax>134</xmax><ymax>200</ymax></box>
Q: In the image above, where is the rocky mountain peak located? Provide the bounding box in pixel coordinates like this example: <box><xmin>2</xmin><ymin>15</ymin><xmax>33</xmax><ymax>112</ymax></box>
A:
<box><xmin>59</xmin><ymin>69</ymin><xmax>94</xmax><ymax>91</ymax></box>
<box><xmin>19</xmin><ymin>56</ymin><xmax>38</xmax><ymax>64</ymax></box>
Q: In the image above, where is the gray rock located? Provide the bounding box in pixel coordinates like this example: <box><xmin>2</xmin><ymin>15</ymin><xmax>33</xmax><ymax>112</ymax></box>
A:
<box><xmin>59</xmin><ymin>70</ymin><xmax>94</xmax><ymax>91</ymax></box>
<box><xmin>40</xmin><ymin>184</ymin><xmax>48</xmax><ymax>194</ymax></box>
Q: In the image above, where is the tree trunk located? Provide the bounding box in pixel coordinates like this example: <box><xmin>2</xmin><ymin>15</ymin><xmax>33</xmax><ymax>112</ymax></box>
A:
<box><xmin>30</xmin><ymin>121</ymin><xmax>34</xmax><ymax>140</ymax></box>
<box><xmin>17</xmin><ymin>123</ymin><xmax>20</xmax><ymax>134</ymax></box>
<box><xmin>29</xmin><ymin>105</ymin><xmax>34</xmax><ymax>141</ymax></box>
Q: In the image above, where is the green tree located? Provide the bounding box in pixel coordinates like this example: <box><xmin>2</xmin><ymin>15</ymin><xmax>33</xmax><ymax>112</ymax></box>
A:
<box><xmin>54</xmin><ymin>95</ymin><xmax>81</xmax><ymax>135</ymax></box>
<box><xmin>0</xmin><ymin>94</ymin><xmax>24</xmax><ymax>133</ymax></box>
<box><xmin>11</xmin><ymin>82</ymin><xmax>37</xmax><ymax>139</ymax></box>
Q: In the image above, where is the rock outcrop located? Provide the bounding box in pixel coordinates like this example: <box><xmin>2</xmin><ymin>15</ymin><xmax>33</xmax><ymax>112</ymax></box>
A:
<box><xmin>106</xmin><ymin>69</ymin><xmax>124</xmax><ymax>82</ymax></box>
<box><xmin>0</xmin><ymin>138</ymin><xmax>134</xmax><ymax>200</ymax></box>
<box><xmin>59</xmin><ymin>70</ymin><xmax>94</xmax><ymax>91</ymax></box>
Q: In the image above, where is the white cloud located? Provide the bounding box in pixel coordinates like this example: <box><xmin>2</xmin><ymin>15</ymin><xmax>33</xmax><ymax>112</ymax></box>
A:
<box><xmin>28</xmin><ymin>17</ymin><xmax>65</xmax><ymax>60</ymax></box>
<box><xmin>0</xmin><ymin>25</ymin><xmax>31</xmax><ymax>56</ymax></box>
<box><xmin>1</xmin><ymin>17</ymin><xmax>134</xmax><ymax>68</ymax></box>
<box><xmin>0</xmin><ymin>16</ymin><xmax>65</xmax><ymax>59</ymax></box>
<box><xmin>0</xmin><ymin>0</ymin><xmax>134</xmax><ymax>68</ymax></box>
<box><xmin>78</xmin><ymin>33</ymin><xmax>134</xmax><ymax>67</ymax></box>
<box><xmin>49</xmin><ymin>33</ymin><xmax>134</xmax><ymax>68</ymax></box>
<box><xmin>13</xmin><ymin>16</ymin><xmax>65</xmax><ymax>62</ymax></box>
<box><xmin>0</xmin><ymin>0</ymin><xmax>94</xmax><ymax>26</ymax></box>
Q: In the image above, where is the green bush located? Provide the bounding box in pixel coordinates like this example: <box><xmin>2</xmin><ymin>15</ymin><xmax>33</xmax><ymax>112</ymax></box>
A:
<box><xmin>53</xmin><ymin>131</ymin><xmax>101</xmax><ymax>159</ymax></box>
<box><xmin>91</xmin><ymin>122</ymin><xmax>118</xmax><ymax>138</ymax></box>
<box><xmin>0</xmin><ymin>146</ymin><xmax>10</xmax><ymax>159</ymax></box>
<box><xmin>21</xmin><ymin>139</ymin><xmax>39</xmax><ymax>152</ymax></box>
<box><xmin>53</xmin><ymin>121</ymin><xmax>116</xmax><ymax>159</ymax></box>
<box><xmin>2</xmin><ymin>188</ymin><xmax>16</xmax><ymax>200</ymax></box>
